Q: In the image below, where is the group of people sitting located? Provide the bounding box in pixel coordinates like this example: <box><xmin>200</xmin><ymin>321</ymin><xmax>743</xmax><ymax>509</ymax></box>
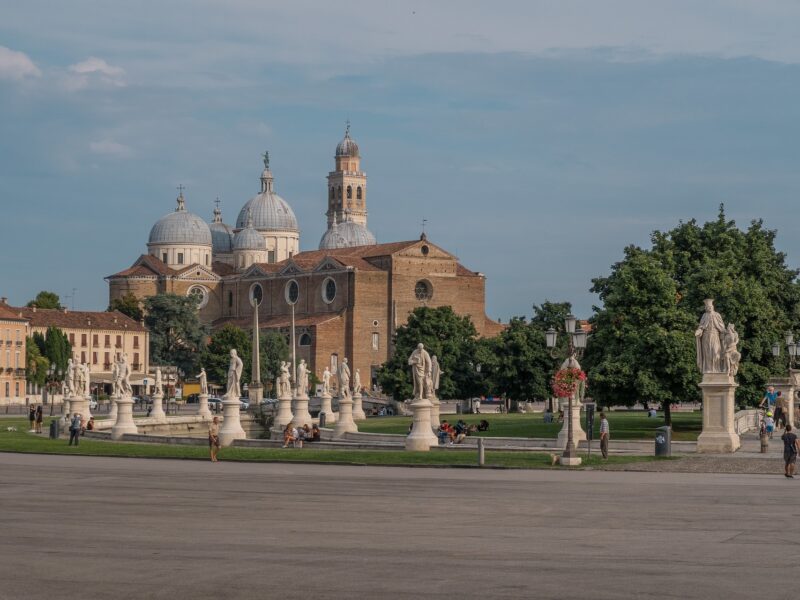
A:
<box><xmin>543</xmin><ymin>409</ymin><xmax>564</xmax><ymax>424</ymax></box>
<box><xmin>282</xmin><ymin>423</ymin><xmax>321</xmax><ymax>448</ymax></box>
<box><xmin>435</xmin><ymin>419</ymin><xmax>489</xmax><ymax>444</ymax></box>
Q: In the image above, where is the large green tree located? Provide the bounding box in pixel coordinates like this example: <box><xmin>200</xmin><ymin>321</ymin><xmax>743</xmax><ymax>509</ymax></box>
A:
<box><xmin>39</xmin><ymin>326</ymin><xmax>71</xmax><ymax>374</ymax></box>
<box><xmin>26</xmin><ymin>291</ymin><xmax>62</xmax><ymax>309</ymax></box>
<box><xmin>584</xmin><ymin>207</ymin><xmax>800</xmax><ymax>415</ymax></box>
<box><xmin>108</xmin><ymin>292</ymin><xmax>144</xmax><ymax>322</ymax></box>
<box><xmin>260</xmin><ymin>331</ymin><xmax>290</xmax><ymax>394</ymax></box>
<box><xmin>377</xmin><ymin>306</ymin><xmax>484</xmax><ymax>401</ymax></box>
<box><xmin>25</xmin><ymin>340</ymin><xmax>50</xmax><ymax>387</ymax></box>
<box><xmin>144</xmin><ymin>293</ymin><xmax>208</xmax><ymax>374</ymax></box>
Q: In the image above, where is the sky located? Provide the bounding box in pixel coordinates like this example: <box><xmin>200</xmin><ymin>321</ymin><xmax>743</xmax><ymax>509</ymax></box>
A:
<box><xmin>1</xmin><ymin>0</ymin><xmax>800</xmax><ymax>320</ymax></box>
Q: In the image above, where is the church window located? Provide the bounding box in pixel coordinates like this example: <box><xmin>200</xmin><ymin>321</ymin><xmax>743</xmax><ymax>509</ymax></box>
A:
<box><xmin>372</xmin><ymin>333</ymin><xmax>379</xmax><ymax>351</ymax></box>
<box><xmin>285</xmin><ymin>280</ymin><xmax>300</xmax><ymax>305</ymax></box>
<box><xmin>162</xmin><ymin>253</ymin><xmax>168</xmax><ymax>263</ymax></box>
<box><xmin>249</xmin><ymin>283</ymin><xmax>263</xmax><ymax>307</ymax></box>
<box><xmin>299</xmin><ymin>333</ymin><xmax>312</xmax><ymax>346</ymax></box>
<box><xmin>188</xmin><ymin>285</ymin><xmax>209</xmax><ymax>309</ymax></box>
<box><xmin>177</xmin><ymin>252</ymin><xmax>184</xmax><ymax>265</ymax></box>
<box><xmin>268</xmin><ymin>250</ymin><xmax>276</xmax><ymax>263</ymax></box>
<box><xmin>357</xmin><ymin>186</ymin><xmax>362</xmax><ymax>200</ymax></box>
<box><xmin>330</xmin><ymin>187</ymin><xmax>335</xmax><ymax>200</ymax></box>
<box><xmin>205</xmin><ymin>255</ymin><xmax>209</xmax><ymax>266</ymax></box>
<box><xmin>337</xmin><ymin>186</ymin><xmax>342</xmax><ymax>199</ymax></box>
<box><xmin>227</xmin><ymin>291</ymin><xmax>233</xmax><ymax>308</ymax></box>
<box><xmin>347</xmin><ymin>185</ymin><xmax>352</xmax><ymax>199</ymax></box>
<box><xmin>414</xmin><ymin>280</ymin><xmax>432</xmax><ymax>301</ymax></box>
<box><xmin>322</xmin><ymin>277</ymin><xmax>336</xmax><ymax>304</ymax></box>
<box><xmin>421</xmin><ymin>245</ymin><xmax>429</xmax><ymax>256</ymax></box>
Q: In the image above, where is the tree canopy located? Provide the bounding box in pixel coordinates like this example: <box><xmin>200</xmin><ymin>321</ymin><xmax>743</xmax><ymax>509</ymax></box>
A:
<box><xmin>25</xmin><ymin>340</ymin><xmax>50</xmax><ymax>387</ymax></box>
<box><xmin>32</xmin><ymin>327</ymin><xmax>72</xmax><ymax>375</ymax></box>
<box><xmin>26</xmin><ymin>291</ymin><xmax>62</xmax><ymax>310</ymax></box>
<box><xmin>144</xmin><ymin>293</ymin><xmax>208</xmax><ymax>375</ymax></box>
<box><xmin>109</xmin><ymin>292</ymin><xmax>143</xmax><ymax>322</ymax></box>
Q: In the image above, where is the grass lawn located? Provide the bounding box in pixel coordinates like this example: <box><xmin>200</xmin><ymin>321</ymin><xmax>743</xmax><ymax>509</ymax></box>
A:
<box><xmin>357</xmin><ymin>411</ymin><xmax>702</xmax><ymax>441</ymax></box>
<box><xmin>0</xmin><ymin>418</ymin><xmax>667</xmax><ymax>469</ymax></box>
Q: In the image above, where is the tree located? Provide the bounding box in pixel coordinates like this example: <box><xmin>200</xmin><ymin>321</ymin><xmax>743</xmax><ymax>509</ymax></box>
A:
<box><xmin>26</xmin><ymin>291</ymin><xmax>62</xmax><ymax>309</ymax></box>
<box><xmin>489</xmin><ymin>315</ymin><xmax>555</xmax><ymax>403</ymax></box>
<box><xmin>109</xmin><ymin>292</ymin><xmax>143</xmax><ymax>322</ymax></box>
<box><xmin>377</xmin><ymin>307</ymin><xmax>484</xmax><ymax>401</ymax></box>
<box><xmin>584</xmin><ymin>206</ymin><xmax>800</xmax><ymax>417</ymax></box>
<box><xmin>260</xmin><ymin>331</ymin><xmax>290</xmax><ymax>393</ymax></box>
<box><xmin>144</xmin><ymin>294</ymin><xmax>208</xmax><ymax>375</ymax></box>
<box><xmin>42</xmin><ymin>326</ymin><xmax>71</xmax><ymax>374</ymax></box>
<box><xmin>26</xmin><ymin>340</ymin><xmax>50</xmax><ymax>387</ymax></box>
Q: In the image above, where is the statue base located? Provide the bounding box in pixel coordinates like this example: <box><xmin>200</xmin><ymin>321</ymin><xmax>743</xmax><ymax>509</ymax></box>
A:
<box><xmin>429</xmin><ymin>395</ymin><xmax>441</xmax><ymax>429</ymax></box>
<box><xmin>318</xmin><ymin>392</ymin><xmax>337</xmax><ymax>424</ymax></box>
<box><xmin>352</xmin><ymin>392</ymin><xmax>366</xmax><ymax>421</ymax></box>
<box><xmin>69</xmin><ymin>395</ymin><xmax>91</xmax><ymax>420</ymax></box>
<box><xmin>697</xmin><ymin>372</ymin><xmax>740</xmax><ymax>453</ymax></box>
<box><xmin>111</xmin><ymin>395</ymin><xmax>138</xmax><ymax>440</ymax></box>
<box><xmin>333</xmin><ymin>395</ymin><xmax>358</xmax><ymax>438</ymax></box>
<box><xmin>556</xmin><ymin>397</ymin><xmax>586</xmax><ymax>450</ymax></box>
<box><xmin>405</xmin><ymin>397</ymin><xmax>439</xmax><ymax>451</ymax></box>
<box><xmin>291</xmin><ymin>392</ymin><xmax>313</xmax><ymax>428</ymax></box>
<box><xmin>62</xmin><ymin>397</ymin><xmax>72</xmax><ymax>419</ymax></box>
<box><xmin>197</xmin><ymin>393</ymin><xmax>211</xmax><ymax>419</ymax></box>
<box><xmin>109</xmin><ymin>396</ymin><xmax>118</xmax><ymax>421</ymax></box>
<box><xmin>150</xmin><ymin>391</ymin><xmax>167</xmax><ymax>423</ymax></box>
<box><xmin>218</xmin><ymin>393</ymin><xmax>246</xmax><ymax>447</ymax></box>
<box><xmin>559</xmin><ymin>455</ymin><xmax>582</xmax><ymax>467</ymax></box>
<box><xmin>248</xmin><ymin>383</ymin><xmax>263</xmax><ymax>406</ymax></box>
<box><xmin>275</xmin><ymin>392</ymin><xmax>294</xmax><ymax>429</ymax></box>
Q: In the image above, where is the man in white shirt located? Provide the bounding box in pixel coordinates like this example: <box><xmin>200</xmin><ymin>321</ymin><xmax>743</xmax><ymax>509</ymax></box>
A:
<box><xmin>599</xmin><ymin>413</ymin><xmax>610</xmax><ymax>459</ymax></box>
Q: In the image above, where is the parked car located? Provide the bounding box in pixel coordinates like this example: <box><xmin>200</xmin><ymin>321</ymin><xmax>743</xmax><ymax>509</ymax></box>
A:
<box><xmin>207</xmin><ymin>397</ymin><xmax>224</xmax><ymax>412</ymax></box>
<box><xmin>239</xmin><ymin>398</ymin><xmax>250</xmax><ymax>410</ymax></box>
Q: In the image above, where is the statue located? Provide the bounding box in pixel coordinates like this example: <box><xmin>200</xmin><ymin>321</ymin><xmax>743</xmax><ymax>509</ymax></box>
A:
<box><xmin>81</xmin><ymin>363</ymin><xmax>91</xmax><ymax>396</ymax></box>
<box><xmin>695</xmin><ymin>299</ymin><xmax>727</xmax><ymax>373</ymax></box>
<box><xmin>431</xmin><ymin>355</ymin><xmax>442</xmax><ymax>396</ymax></box>
<box><xmin>408</xmin><ymin>343</ymin><xmax>432</xmax><ymax>400</ymax></box>
<box><xmin>322</xmin><ymin>367</ymin><xmax>331</xmax><ymax>395</ymax></box>
<box><xmin>353</xmin><ymin>368</ymin><xmax>362</xmax><ymax>395</ymax></box>
<box><xmin>198</xmin><ymin>368</ymin><xmax>208</xmax><ymax>395</ymax></box>
<box><xmin>723</xmin><ymin>323</ymin><xmax>741</xmax><ymax>377</ymax></box>
<box><xmin>338</xmin><ymin>358</ymin><xmax>351</xmax><ymax>398</ymax></box>
<box><xmin>75</xmin><ymin>360</ymin><xmax>86</xmax><ymax>397</ymax></box>
<box><xmin>119</xmin><ymin>353</ymin><xmax>133</xmax><ymax>396</ymax></box>
<box><xmin>226</xmin><ymin>349</ymin><xmax>243</xmax><ymax>398</ymax></box>
<box><xmin>65</xmin><ymin>358</ymin><xmax>76</xmax><ymax>397</ymax></box>
<box><xmin>111</xmin><ymin>355</ymin><xmax>120</xmax><ymax>396</ymax></box>
<box><xmin>278</xmin><ymin>361</ymin><xmax>291</xmax><ymax>397</ymax></box>
<box><xmin>297</xmin><ymin>359</ymin><xmax>308</xmax><ymax>396</ymax></box>
<box><xmin>154</xmin><ymin>366</ymin><xmax>163</xmax><ymax>396</ymax></box>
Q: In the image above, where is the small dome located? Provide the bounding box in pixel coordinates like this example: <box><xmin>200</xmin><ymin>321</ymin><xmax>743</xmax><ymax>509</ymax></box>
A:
<box><xmin>209</xmin><ymin>205</ymin><xmax>234</xmax><ymax>254</ymax></box>
<box><xmin>236</xmin><ymin>154</ymin><xmax>299</xmax><ymax>232</ymax></box>
<box><xmin>148</xmin><ymin>194</ymin><xmax>212</xmax><ymax>247</ymax></box>
<box><xmin>233</xmin><ymin>209</ymin><xmax>265</xmax><ymax>251</ymax></box>
<box><xmin>335</xmin><ymin>123</ymin><xmax>359</xmax><ymax>158</ymax></box>
<box><xmin>319</xmin><ymin>219</ymin><xmax>376</xmax><ymax>250</ymax></box>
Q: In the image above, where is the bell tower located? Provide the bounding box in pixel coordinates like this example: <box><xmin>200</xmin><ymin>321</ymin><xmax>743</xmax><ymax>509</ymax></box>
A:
<box><xmin>327</xmin><ymin>122</ymin><xmax>367</xmax><ymax>228</ymax></box>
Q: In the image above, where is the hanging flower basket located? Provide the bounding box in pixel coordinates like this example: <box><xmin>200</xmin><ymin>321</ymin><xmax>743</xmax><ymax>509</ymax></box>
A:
<box><xmin>552</xmin><ymin>368</ymin><xmax>587</xmax><ymax>399</ymax></box>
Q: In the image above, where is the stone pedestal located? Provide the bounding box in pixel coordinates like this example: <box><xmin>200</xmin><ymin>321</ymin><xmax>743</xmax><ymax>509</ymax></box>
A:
<box><xmin>333</xmin><ymin>394</ymin><xmax>358</xmax><ymax>438</ymax></box>
<box><xmin>111</xmin><ymin>395</ymin><xmax>138</xmax><ymax>440</ymax></box>
<box><xmin>352</xmin><ymin>392</ymin><xmax>366</xmax><ymax>421</ymax></box>
<box><xmin>429</xmin><ymin>395</ymin><xmax>441</xmax><ymax>429</ymax></box>
<box><xmin>150</xmin><ymin>390</ymin><xmax>167</xmax><ymax>423</ymax></box>
<box><xmin>109</xmin><ymin>397</ymin><xmax>118</xmax><ymax>421</ymax></box>
<box><xmin>697</xmin><ymin>373</ymin><xmax>740</xmax><ymax>453</ymax></box>
<box><xmin>218</xmin><ymin>393</ymin><xmax>246</xmax><ymax>447</ymax></box>
<box><xmin>405</xmin><ymin>397</ymin><xmax>439</xmax><ymax>451</ymax></box>
<box><xmin>197</xmin><ymin>393</ymin><xmax>211</xmax><ymax>419</ymax></box>
<box><xmin>291</xmin><ymin>391</ymin><xmax>313</xmax><ymax>428</ymax></box>
<box><xmin>556</xmin><ymin>396</ymin><xmax>586</xmax><ymax>450</ymax></box>
<box><xmin>69</xmin><ymin>395</ymin><xmax>90</xmax><ymax>420</ymax></box>
<box><xmin>318</xmin><ymin>391</ymin><xmax>337</xmax><ymax>424</ymax></box>
<box><xmin>559</xmin><ymin>455</ymin><xmax>583</xmax><ymax>467</ymax></box>
<box><xmin>248</xmin><ymin>383</ymin><xmax>263</xmax><ymax>406</ymax></box>
<box><xmin>62</xmin><ymin>396</ymin><xmax>72</xmax><ymax>419</ymax></box>
<box><xmin>275</xmin><ymin>391</ymin><xmax>294</xmax><ymax>429</ymax></box>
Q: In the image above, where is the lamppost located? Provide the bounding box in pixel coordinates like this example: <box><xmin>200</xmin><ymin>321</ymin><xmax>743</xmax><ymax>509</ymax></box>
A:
<box><xmin>45</xmin><ymin>363</ymin><xmax>63</xmax><ymax>415</ymax></box>
<box><xmin>545</xmin><ymin>313</ymin><xmax>588</xmax><ymax>463</ymax></box>
<box><xmin>285</xmin><ymin>280</ymin><xmax>299</xmax><ymax>387</ymax></box>
<box><xmin>772</xmin><ymin>332</ymin><xmax>799</xmax><ymax>370</ymax></box>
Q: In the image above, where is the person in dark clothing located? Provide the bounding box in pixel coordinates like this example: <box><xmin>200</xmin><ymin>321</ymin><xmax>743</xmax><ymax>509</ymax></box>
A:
<box><xmin>68</xmin><ymin>413</ymin><xmax>82</xmax><ymax>446</ymax></box>
<box><xmin>781</xmin><ymin>424</ymin><xmax>799</xmax><ymax>478</ymax></box>
<box><xmin>28</xmin><ymin>406</ymin><xmax>36</xmax><ymax>432</ymax></box>
<box><xmin>35</xmin><ymin>406</ymin><xmax>43</xmax><ymax>434</ymax></box>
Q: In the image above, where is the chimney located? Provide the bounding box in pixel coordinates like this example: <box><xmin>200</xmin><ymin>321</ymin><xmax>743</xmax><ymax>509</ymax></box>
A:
<box><xmin>32</xmin><ymin>306</ymin><xmax>37</xmax><ymax>313</ymax></box>
<box><xmin>0</xmin><ymin>297</ymin><xmax>6</xmax><ymax>304</ymax></box>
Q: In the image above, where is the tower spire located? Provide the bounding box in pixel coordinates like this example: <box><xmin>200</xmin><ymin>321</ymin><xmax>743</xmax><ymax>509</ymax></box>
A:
<box><xmin>176</xmin><ymin>185</ymin><xmax>186</xmax><ymax>211</ymax></box>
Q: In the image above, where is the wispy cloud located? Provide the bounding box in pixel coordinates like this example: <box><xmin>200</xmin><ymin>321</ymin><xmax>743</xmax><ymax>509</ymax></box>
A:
<box><xmin>65</xmin><ymin>57</ymin><xmax>125</xmax><ymax>90</ymax></box>
<box><xmin>89</xmin><ymin>139</ymin><xmax>133</xmax><ymax>158</ymax></box>
<box><xmin>0</xmin><ymin>46</ymin><xmax>40</xmax><ymax>80</ymax></box>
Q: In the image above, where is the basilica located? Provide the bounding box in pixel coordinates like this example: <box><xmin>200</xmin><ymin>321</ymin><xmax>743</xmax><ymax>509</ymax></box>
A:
<box><xmin>108</xmin><ymin>127</ymin><xmax>502</xmax><ymax>387</ymax></box>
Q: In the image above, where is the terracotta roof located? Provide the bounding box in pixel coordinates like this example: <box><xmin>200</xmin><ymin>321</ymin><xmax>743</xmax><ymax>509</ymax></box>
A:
<box><xmin>483</xmin><ymin>316</ymin><xmax>506</xmax><ymax>337</ymax></box>
<box><xmin>10</xmin><ymin>307</ymin><xmax>147</xmax><ymax>332</ymax></box>
<box><xmin>456</xmin><ymin>264</ymin><xmax>481</xmax><ymax>277</ymax></box>
<box><xmin>212</xmin><ymin>261</ymin><xmax>237</xmax><ymax>277</ymax></box>
<box><xmin>107</xmin><ymin>254</ymin><xmax>177</xmax><ymax>279</ymax></box>
<box><xmin>0</xmin><ymin>303</ymin><xmax>28</xmax><ymax>322</ymax></box>
<box><xmin>212</xmin><ymin>312</ymin><xmax>343</xmax><ymax>330</ymax></box>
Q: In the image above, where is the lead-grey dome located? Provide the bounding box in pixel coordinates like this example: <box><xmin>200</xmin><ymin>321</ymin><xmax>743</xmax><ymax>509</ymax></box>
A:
<box><xmin>319</xmin><ymin>219</ymin><xmax>376</xmax><ymax>250</ymax></box>
<box><xmin>209</xmin><ymin>206</ymin><xmax>234</xmax><ymax>254</ymax></box>
<box><xmin>148</xmin><ymin>194</ymin><xmax>212</xmax><ymax>246</ymax></box>
<box><xmin>335</xmin><ymin>124</ymin><xmax>359</xmax><ymax>158</ymax></box>
<box><xmin>236</xmin><ymin>156</ymin><xmax>298</xmax><ymax>233</ymax></box>
<box><xmin>233</xmin><ymin>208</ymin><xmax>265</xmax><ymax>250</ymax></box>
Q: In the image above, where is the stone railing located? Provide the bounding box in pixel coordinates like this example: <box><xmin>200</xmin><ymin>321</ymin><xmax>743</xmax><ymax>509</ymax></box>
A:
<box><xmin>734</xmin><ymin>409</ymin><xmax>760</xmax><ymax>435</ymax></box>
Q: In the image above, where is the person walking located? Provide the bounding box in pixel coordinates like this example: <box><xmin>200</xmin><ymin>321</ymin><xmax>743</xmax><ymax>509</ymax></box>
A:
<box><xmin>781</xmin><ymin>424</ymin><xmax>799</xmax><ymax>478</ymax></box>
<box><xmin>28</xmin><ymin>406</ymin><xmax>36</xmax><ymax>432</ymax></box>
<box><xmin>208</xmin><ymin>416</ymin><xmax>220</xmax><ymax>462</ymax></box>
<box><xmin>35</xmin><ymin>406</ymin><xmax>43</xmax><ymax>434</ymax></box>
<box><xmin>68</xmin><ymin>413</ymin><xmax>82</xmax><ymax>446</ymax></box>
<box><xmin>599</xmin><ymin>412</ymin><xmax>610</xmax><ymax>459</ymax></box>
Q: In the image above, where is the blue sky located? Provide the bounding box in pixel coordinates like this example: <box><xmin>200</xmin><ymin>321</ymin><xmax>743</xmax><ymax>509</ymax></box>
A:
<box><xmin>1</xmin><ymin>1</ymin><xmax>799</xmax><ymax>320</ymax></box>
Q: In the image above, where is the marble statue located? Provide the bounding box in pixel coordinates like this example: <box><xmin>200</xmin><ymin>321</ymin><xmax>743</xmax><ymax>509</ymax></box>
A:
<box><xmin>65</xmin><ymin>358</ymin><xmax>76</xmax><ymax>397</ymax></box>
<box><xmin>695</xmin><ymin>299</ymin><xmax>728</xmax><ymax>373</ymax></box>
<box><xmin>322</xmin><ymin>367</ymin><xmax>331</xmax><ymax>395</ymax></box>
<box><xmin>111</xmin><ymin>355</ymin><xmax>120</xmax><ymax>396</ymax></box>
<box><xmin>154</xmin><ymin>366</ymin><xmax>163</xmax><ymax>395</ymax></box>
<box><xmin>723</xmin><ymin>323</ymin><xmax>741</xmax><ymax>377</ymax></box>
<box><xmin>226</xmin><ymin>349</ymin><xmax>243</xmax><ymax>398</ymax></box>
<box><xmin>297</xmin><ymin>359</ymin><xmax>308</xmax><ymax>396</ymax></box>
<box><xmin>338</xmin><ymin>358</ymin><xmax>351</xmax><ymax>398</ymax></box>
<box><xmin>198</xmin><ymin>368</ymin><xmax>208</xmax><ymax>395</ymax></box>
<box><xmin>353</xmin><ymin>368</ymin><xmax>361</xmax><ymax>395</ymax></box>
<box><xmin>431</xmin><ymin>355</ymin><xmax>442</xmax><ymax>395</ymax></box>
<box><xmin>81</xmin><ymin>363</ymin><xmax>91</xmax><ymax>396</ymax></box>
<box><xmin>75</xmin><ymin>360</ymin><xmax>86</xmax><ymax>397</ymax></box>
<box><xmin>278</xmin><ymin>361</ymin><xmax>291</xmax><ymax>397</ymax></box>
<box><xmin>408</xmin><ymin>343</ymin><xmax>432</xmax><ymax>400</ymax></box>
<box><xmin>119</xmin><ymin>353</ymin><xmax>133</xmax><ymax>396</ymax></box>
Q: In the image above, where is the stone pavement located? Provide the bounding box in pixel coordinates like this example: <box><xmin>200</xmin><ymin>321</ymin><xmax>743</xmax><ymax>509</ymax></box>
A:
<box><xmin>2</xmin><ymin>452</ymin><xmax>799</xmax><ymax>600</ymax></box>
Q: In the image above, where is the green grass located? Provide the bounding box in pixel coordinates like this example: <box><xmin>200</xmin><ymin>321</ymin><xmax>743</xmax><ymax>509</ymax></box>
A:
<box><xmin>357</xmin><ymin>411</ymin><xmax>702</xmax><ymax>441</ymax></box>
<box><xmin>0</xmin><ymin>418</ymin><xmax>665</xmax><ymax>469</ymax></box>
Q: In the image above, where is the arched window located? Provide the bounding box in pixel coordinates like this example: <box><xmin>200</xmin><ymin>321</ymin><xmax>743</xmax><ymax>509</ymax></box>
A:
<box><xmin>337</xmin><ymin>186</ymin><xmax>342</xmax><ymax>199</ymax></box>
<box><xmin>299</xmin><ymin>333</ymin><xmax>312</xmax><ymax>346</ymax></box>
<box><xmin>329</xmin><ymin>187</ymin><xmax>335</xmax><ymax>200</ymax></box>
<box><xmin>346</xmin><ymin>185</ymin><xmax>352</xmax><ymax>199</ymax></box>
<box><xmin>415</xmin><ymin>280</ymin><xmax>432</xmax><ymax>301</ymax></box>
<box><xmin>356</xmin><ymin>186</ymin><xmax>362</xmax><ymax>200</ymax></box>
<box><xmin>322</xmin><ymin>277</ymin><xmax>336</xmax><ymax>304</ymax></box>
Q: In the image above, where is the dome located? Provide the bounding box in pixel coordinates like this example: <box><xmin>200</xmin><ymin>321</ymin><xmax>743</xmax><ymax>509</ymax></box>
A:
<box><xmin>236</xmin><ymin>154</ymin><xmax>299</xmax><ymax>233</ymax></box>
<box><xmin>209</xmin><ymin>206</ymin><xmax>234</xmax><ymax>254</ymax></box>
<box><xmin>233</xmin><ymin>209</ymin><xmax>265</xmax><ymax>251</ymax></box>
<box><xmin>148</xmin><ymin>194</ymin><xmax>212</xmax><ymax>246</ymax></box>
<box><xmin>335</xmin><ymin>123</ymin><xmax>359</xmax><ymax>157</ymax></box>
<box><xmin>319</xmin><ymin>219</ymin><xmax>376</xmax><ymax>250</ymax></box>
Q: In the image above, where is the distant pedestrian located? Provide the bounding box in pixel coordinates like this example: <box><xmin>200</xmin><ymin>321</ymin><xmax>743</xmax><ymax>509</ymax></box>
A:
<box><xmin>781</xmin><ymin>424</ymin><xmax>799</xmax><ymax>478</ymax></box>
<box><xmin>35</xmin><ymin>406</ymin><xmax>43</xmax><ymax>434</ymax></box>
<box><xmin>28</xmin><ymin>406</ymin><xmax>36</xmax><ymax>432</ymax></box>
<box><xmin>208</xmin><ymin>416</ymin><xmax>220</xmax><ymax>462</ymax></box>
<box><xmin>599</xmin><ymin>412</ymin><xmax>610</xmax><ymax>459</ymax></box>
<box><xmin>760</xmin><ymin>386</ymin><xmax>778</xmax><ymax>411</ymax></box>
<box><xmin>775</xmin><ymin>392</ymin><xmax>787</xmax><ymax>429</ymax></box>
<box><xmin>68</xmin><ymin>413</ymin><xmax>81</xmax><ymax>446</ymax></box>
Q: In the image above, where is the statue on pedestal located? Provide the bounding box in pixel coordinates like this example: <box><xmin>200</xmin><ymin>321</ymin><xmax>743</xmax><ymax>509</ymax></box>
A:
<box><xmin>74</xmin><ymin>359</ymin><xmax>86</xmax><ymax>397</ymax></box>
<box><xmin>338</xmin><ymin>358</ymin><xmax>351</xmax><ymax>399</ymax></box>
<box><xmin>111</xmin><ymin>354</ymin><xmax>120</xmax><ymax>396</ymax></box>
<box><xmin>353</xmin><ymin>368</ymin><xmax>361</xmax><ymax>395</ymax></box>
<box><xmin>695</xmin><ymin>299</ymin><xmax>727</xmax><ymax>373</ymax></box>
<box><xmin>408</xmin><ymin>343</ymin><xmax>432</xmax><ymax>400</ymax></box>
<box><xmin>81</xmin><ymin>363</ymin><xmax>91</xmax><ymax>396</ymax></box>
<box><xmin>119</xmin><ymin>353</ymin><xmax>133</xmax><ymax>397</ymax></box>
<box><xmin>431</xmin><ymin>355</ymin><xmax>442</xmax><ymax>398</ymax></box>
<box><xmin>154</xmin><ymin>366</ymin><xmax>163</xmax><ymax>396</ymax></box>
<box><xmin>723</xmin><ymin>323</ymin><xmax>741</xmax><ymax>377</ymax></box>
<box><xmin>322</xmin><ymin>367</ymin><xmax>331</xmax><ymax>395</ymax></box>
<box><xmin>297</xmin><ymin>359</ymin><xmax>308</xmax><ymax>396</ymax></box>
<box><xmin>226</xmin><ymin>349</ymin><xmax>243</xmax><ymax>398</ymax></box>
<box><xmin>278</xmin><ymin>361</ymin><xmax>291</xmax><ymax>397</ymax></box>
<box><xmin>65</xmin><ymin>358</ymin><xmax>76</xmax><ymax>397</ymax></box>
<box><xmin>198</xmin><ymin>368</ymin><xmax>208</xmax><ymax>395</ymax></box>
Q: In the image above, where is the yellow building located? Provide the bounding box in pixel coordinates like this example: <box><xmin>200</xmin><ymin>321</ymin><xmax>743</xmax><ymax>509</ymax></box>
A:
<box><xmin>0</xmin><ymin>300</ymin><xmax>29</xmax><ymax>404</ymax></box>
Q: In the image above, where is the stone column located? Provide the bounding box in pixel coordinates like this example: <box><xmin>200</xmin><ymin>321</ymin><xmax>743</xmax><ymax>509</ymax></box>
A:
<box><xmin>291</xmin><ymin>388</ymin><xmax>313</xmax><ymax>428</ymax></box>
<box><xmin>69</xmin><ymin>395</ymin><xmax>89</xmax><ymax>421</ymax></box>
<box><xmin>352</xmin><ymin>392</ymin><xmax>366</xmax><ymax>421</ymax></box>
<box><xmin>405</xmin><ymin>397</ymin><xmax>439</xmax><ymax>451</ymax></box>
<box><xmin>197</xmin><ymin>393</ymin><xmax>211</xmax><ymax>419</ymax></box>
<box><xmin>697</xmin><ymin>373</ymin><xmax>740</xmax><ymax>453</ymax></box>
<box><xmin>274</xmin><ymin>388</ymin><xmax>294</xmax><ymax>429</ymax></box>
<box><xmin>318</xmin><ymin>390</ymin><xmax>337</xmax><ymax>425</ymax></box>
<box><xmin>218</xmin><ymin>393</ymin><xmax>246</xmax><ymax>447</ymax></box>
<box><xmin>556</xmin><ymin>396</ymin><xmax>586</xmax><ymax>450</ymax></box>
<box><xmin>111</xmin><ymin>395</ymin><xmax>138</xmax><ymax>440</ymax></box>
<box><xmin>333</xmin><ymin>393</ymin><xmax>358</xmax><ymax>438</ymax></box>
<box><xmin>150</xmin><ymin>389</ymin><xmax>167</xmax><ymax>423</ymax></box>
